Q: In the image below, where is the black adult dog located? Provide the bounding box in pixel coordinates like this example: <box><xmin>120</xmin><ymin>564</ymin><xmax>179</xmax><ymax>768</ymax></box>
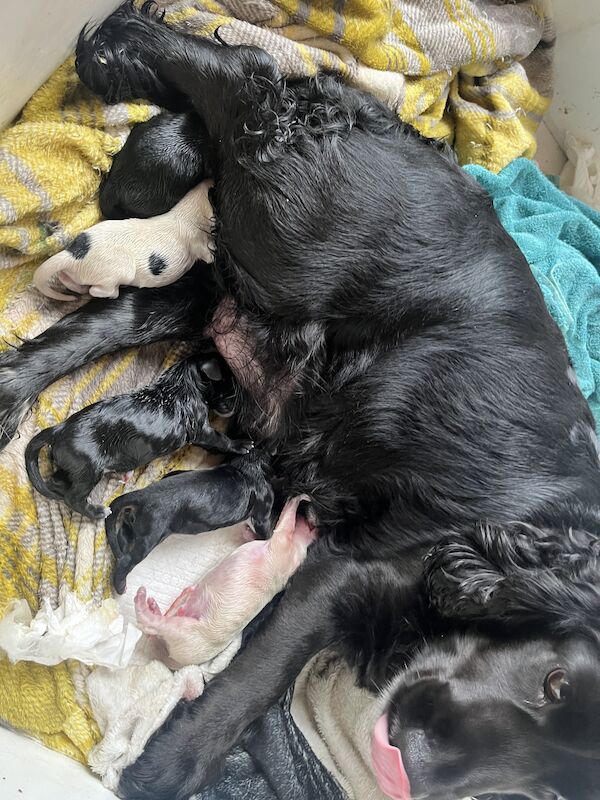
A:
<box><xmin>1</xmin><ymin>2</ymin><xmax>599</xmax><ymax>798</ymax></box>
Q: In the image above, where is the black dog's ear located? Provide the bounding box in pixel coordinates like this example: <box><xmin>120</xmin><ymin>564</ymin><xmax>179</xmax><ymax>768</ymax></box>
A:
<box><xmin>424</xmin><ymin>522</ymin><xmax>600</xmax><ymax>639</ymax></box>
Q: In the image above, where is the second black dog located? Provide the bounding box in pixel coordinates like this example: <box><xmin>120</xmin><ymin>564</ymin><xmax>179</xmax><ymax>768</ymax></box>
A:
<box><xmin>25</xmin><ymin>354</ymin><xmax>249</xmax><ymax>519</ymax></box>
<box><xmin>105</xmin><ymin>451</ymin><xmax>275</xmax><ymax>593</ymax></box>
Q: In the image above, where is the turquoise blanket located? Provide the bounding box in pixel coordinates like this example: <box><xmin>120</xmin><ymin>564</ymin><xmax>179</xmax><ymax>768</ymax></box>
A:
<box><xmin>465</xmin><ymin>158</ymin><xmax>600</xmax><ymax>426</ymax></box>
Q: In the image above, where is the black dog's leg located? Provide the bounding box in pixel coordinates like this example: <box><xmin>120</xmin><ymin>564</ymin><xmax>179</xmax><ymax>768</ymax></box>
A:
<box><xmin>65</xmin><ymin>490</ymin><xmax>106</xmax><ymax>521</ymax></box>
<box><xmin>0</xmin><ymin>268</ymin><xmax>216</xmax><ymax>450</ymax></box>
<box><xmin>117</xmin><ymin>547</ymin><xmax>360</xmax><ymax>800</ymax></box>
<box><xmin>76</xmin><ymin>1</ymin><xmax>280</xmax><ymax>141</ymax></box>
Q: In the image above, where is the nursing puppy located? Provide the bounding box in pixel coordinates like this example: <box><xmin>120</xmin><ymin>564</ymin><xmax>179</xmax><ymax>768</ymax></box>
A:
<box><xmin>134</xmin><ymin>494</ymin><xmax>313</xmax><ymax>667</ymax></box>
<box><xmin>100</xmin><ymin>111</ymin><xmax>211</xmax><ymax>220</ymax></box>
<box><xmin>33</xmin><ymin>181</ymin><xmax>214</xmax><ymax>301</ymax></box>
<box><xmin>25</xmin><ymin>355</ymin><xmax>249</xmax><ymax>519</ymax></box>
<box><xmin>106</xmin><ymin>450</ymin><xmax>274</xmax><ymax>594</ymax></box>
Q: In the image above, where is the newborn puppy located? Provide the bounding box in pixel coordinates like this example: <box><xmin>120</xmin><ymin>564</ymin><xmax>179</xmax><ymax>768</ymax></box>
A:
<box><xmin>134</xmin><ymin>495</ymin><xmax>315</xmax><ymax>667</ymax></box>
<box><xmin>33</xmin><ymin>180</ymin><xmax>214</xmax><ymax>301</ymax></box>
<box><xmin>25</xmin><ymin>355</ymin><xmax>249</xmax><ymax>520</ymax></box>
<box><xmin>106</xmin><ymin>451</ymin><xmax>274</xmax><ymax>594</ymax></box>
<box><xmin>100</xmin><ymin>111</ymin><xmax>211</xmax><ymax>219</ymax></box>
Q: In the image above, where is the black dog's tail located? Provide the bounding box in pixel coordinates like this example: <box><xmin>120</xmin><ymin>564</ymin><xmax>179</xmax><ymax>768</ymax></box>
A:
<box><xmin>25</xmin><ymin>427</ymin><xmax>63</xmax><ymax>501</ymax></box>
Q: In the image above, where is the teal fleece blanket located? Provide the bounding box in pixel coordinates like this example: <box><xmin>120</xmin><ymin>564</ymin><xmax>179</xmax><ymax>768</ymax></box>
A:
<box><xmin>465</xmin><ymin>158</ymin><xmax>600</xmax><ymax>427</ymax></box>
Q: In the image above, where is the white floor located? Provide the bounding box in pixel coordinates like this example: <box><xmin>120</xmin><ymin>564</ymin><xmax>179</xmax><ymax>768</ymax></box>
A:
<box><xmin>0</xmin><ymin>725</ymin><xmax>116</xmax><ymax>800</ymax></box>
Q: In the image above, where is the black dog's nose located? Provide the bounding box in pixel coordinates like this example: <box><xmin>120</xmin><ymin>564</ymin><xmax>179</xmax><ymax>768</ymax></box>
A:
<box><xmin>394</xmin><ymin>678</ymin><xmax>454</xmax><ymax>737</ymax></box>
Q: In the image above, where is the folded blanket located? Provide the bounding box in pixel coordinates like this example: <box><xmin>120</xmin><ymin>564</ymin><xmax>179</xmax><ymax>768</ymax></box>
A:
<box><xmin>0</xmin><ymin>0</ymin><xmax>554</xmax><ymax>768</ymax></box>
<box><xmin>465</xmin><ymin>158</ymin><xmax>600</xmax><ymax>427</ymax></box>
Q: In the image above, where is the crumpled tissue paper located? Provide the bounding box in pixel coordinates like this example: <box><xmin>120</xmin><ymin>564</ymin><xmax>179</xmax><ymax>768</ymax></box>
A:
<box><xmin>0</xmin><ymin>592</ymin><xmax>141</xmax><ymax>669</ymax></box>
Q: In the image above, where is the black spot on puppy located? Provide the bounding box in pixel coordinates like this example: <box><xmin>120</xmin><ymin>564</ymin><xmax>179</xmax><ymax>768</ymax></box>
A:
<box><xmin>149</xmin><ymin>253</ymin><xmax>167</xmax><ymax>276</ymax></box>
<box><xmin>66</xmin><ymin>232</ymin><xmax>91</xmax><ymax>260</ymax></box>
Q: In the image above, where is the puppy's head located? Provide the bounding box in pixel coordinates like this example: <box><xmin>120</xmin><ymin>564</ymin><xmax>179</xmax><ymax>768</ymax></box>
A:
<box><xmin>199</xmin><ymin>357</ymin><xmax>238</xmax><ymax>418</ymax></box>
<box><xmin>99</xmin><ymin>112</ymin><xmax>210</xmax><ymax>220</ymax></box>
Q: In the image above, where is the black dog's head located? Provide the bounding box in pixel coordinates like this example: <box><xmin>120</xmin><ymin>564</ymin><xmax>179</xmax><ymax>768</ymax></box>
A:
<box><xmin>373</xmin><ymin>516</ymin><xmax>600</xmax><ymax>800</ymax></box>
<box><xmin>380</xmin><ymin>633</ymin><xmax>600</xmax><ymax>800</ymax></box>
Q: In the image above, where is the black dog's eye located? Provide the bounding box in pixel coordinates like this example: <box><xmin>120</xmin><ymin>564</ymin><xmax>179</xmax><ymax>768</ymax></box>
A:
<box><xmin>544</xmin><ymin>668</ymin><xmax>570</xmax><ymax>703</ymax></box>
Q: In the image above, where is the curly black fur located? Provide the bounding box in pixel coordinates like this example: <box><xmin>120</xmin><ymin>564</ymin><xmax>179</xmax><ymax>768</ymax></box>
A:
<box><xmin>425</xmin><ymin>518</ymin><xmax>600</xmax><ymax>641</ymax></box>
<box><xmin>1</xmin><ymin>3</ymin><xmax>599</xmax><ymax>799</ymax></box>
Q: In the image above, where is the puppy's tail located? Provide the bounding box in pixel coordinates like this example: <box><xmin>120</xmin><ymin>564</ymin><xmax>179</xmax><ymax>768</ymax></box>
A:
<box><xmin>33</xmin><ymin>252</ymin><xmax>80</xmax><ymax>302</ymax></box>
<box><xmin>25</xmin><ymin>427</ymin><xmax>63</xmax><ymax>501</ymax></box>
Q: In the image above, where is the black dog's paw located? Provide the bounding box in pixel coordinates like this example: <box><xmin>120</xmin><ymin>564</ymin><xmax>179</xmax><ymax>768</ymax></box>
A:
<box><xmin>117</xmin><ymin>705</ymin><xmax>216</xmax><ymax>800</ymax></box>
<box><xmin>0</xmin><ymin>350</ymin><xmax>38</xmax><ymax>450</ymax></box>
<box><xmin>75</xmin><ymin>0</ymin><xmax>188</xmax><ymax>110</ymax></box>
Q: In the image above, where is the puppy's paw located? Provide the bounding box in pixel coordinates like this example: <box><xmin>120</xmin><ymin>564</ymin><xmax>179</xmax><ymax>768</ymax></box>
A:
<box><xmin>232</xmin><ymin>438</ymin><xmax>254</xmax><ymax>454</ymax></box>
<box><xmin>87</xmin><ymin>503</ymin><xmax>110</xmax><ymax>520</ymax></box>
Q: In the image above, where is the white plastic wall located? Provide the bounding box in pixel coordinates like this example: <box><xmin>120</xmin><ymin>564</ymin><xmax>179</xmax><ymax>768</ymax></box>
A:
<box><xmin>0</xmin><ymin>725</ymin><xmax>115</xmax><ymax>800</ymax></box>
<box><xmin>548</xmin><ymin>0</ymin><xmax>600</xmax><ymax>152</ymax></box>
<box><xmin>0</xmin><ymin>0</ymin><xmax>121</xmax><ymax>130</ymax></box>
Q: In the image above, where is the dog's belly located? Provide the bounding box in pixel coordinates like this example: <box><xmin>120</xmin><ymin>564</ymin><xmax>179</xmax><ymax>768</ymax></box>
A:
<box><xmin>206</xmin><ymin>298</ymin><xmax>294</xmax><ymax>437</ymax></box>
<box><xmin>206</xmin><ymin>298</ymin><xmax>264</xmax><ymax>393</ymax></box>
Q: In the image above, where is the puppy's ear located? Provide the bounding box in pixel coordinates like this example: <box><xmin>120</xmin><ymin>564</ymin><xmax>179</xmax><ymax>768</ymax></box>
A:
<box><xmin>200</xmin><ymin>358</ymin><xmax>223</xmax><ymax>382</ymax></box>
<box><xmin>424</xmin><ymin>522</ymin><xmax>600</xmax><ymax>639</ymax></box>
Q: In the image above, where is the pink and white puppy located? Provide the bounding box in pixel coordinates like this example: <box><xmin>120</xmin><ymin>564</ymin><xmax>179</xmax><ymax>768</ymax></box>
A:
<box><xmin>33</xmin><ymin>180</ymin><xmax>214</xmax><ymax>301</ymax></box>
<box><xmin>134</xmin><ymin>496</ymin><xmax>315</xmax><ymax>667</ymax></box>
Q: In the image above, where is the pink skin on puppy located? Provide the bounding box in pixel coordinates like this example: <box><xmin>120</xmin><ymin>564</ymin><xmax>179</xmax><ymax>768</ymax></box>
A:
<box><xmin>134</xmin><ymin>495</ymin><xmax>315</xmax><ymax>667</ymax></box>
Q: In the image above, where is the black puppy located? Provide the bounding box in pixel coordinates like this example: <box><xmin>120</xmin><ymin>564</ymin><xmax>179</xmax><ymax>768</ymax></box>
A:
<box><xmin>25</xmin><ymin>355</ymin><xmax>249</xmax><ymax>519</ymax></box>
<box><xmin>105</xmin><ymin>450</ymin><xmax>274</xmax><ymax>593</ymax></box>
<box><xmin>100</xmin><ymin>111</ymin><xmax>211</xmax><ymax>219</ymax></box>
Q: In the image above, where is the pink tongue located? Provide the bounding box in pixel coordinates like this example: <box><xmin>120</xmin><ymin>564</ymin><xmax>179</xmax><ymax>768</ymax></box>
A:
<box><xmin>372</xmin><ymin>715</ymin><xmax>412</xmax><ymax>800</ymax></box>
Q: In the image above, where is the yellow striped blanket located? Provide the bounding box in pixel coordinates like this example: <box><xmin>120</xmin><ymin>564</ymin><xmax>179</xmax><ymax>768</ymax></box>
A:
<box><xmin>0</xmin><ymin>0</ymin><xmax>554</xmax><ymax>763</ymax></box>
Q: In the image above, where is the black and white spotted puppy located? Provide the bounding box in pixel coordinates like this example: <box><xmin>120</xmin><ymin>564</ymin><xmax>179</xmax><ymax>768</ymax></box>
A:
<box><xmin>33</xmin><ymin>180</ymin><xmax>214</xmax><ymax>301</ymax></box>
<box><xmin>25</xmin><ymin>355</ymin><xmax>250</xmax><ymax>519</ymax></box>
